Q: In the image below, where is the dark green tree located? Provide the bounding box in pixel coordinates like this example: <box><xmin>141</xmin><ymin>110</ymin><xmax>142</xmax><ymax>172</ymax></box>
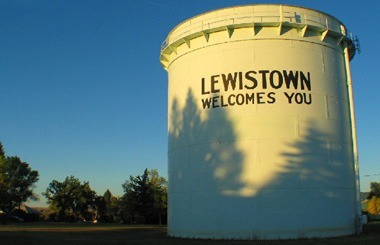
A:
<box><xmin>119</xmin><ymin>187</ymin><xmax>138</xmax><ymax>224</ymax></box>
<box><xmin>122</xmin><ymin>169</ymin><xmax>153</xmax><ymax>224</ymax></box>
<box><xmin>368</xmin><ymin>182</ymin><xmax>380</xmax><ymax>199</ymax></box>
<box><xmin>0</xmin><ymin>147</ymin><xmax>39</xmax><ymax>213</ymax></box>
<box><xmin>0</xmin><ymin>142</ymin><xmax>7</xmax><ymax>212</ymax></box>
<box><xmin>121</xmin><ymin>169</ymin><xmax>167</xmax><ymax>224</ymax></box>
<box><xmin>148</xmin><ymin>169</ymin><xmax>167</xmax><ymax>225</ymax></box>
<box><xmin>0</xmin><ymin>142</ymin><xmax>5</xmax><ymax>162</ymax></box>
<box><xmin>95</xmin><ymin>189</ymin><xmax>119</xmax><ymax>222</ymax></box>
<box><xmin>43</xmin><ymin>176</ymin><xmax>96</xmax><ymax>221</ymax></box>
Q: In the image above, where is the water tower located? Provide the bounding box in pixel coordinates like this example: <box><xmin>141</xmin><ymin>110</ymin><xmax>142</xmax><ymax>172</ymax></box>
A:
<box><xmin>160</xmin><ymin>4</ymin><xmax>361</xmax><ymax>239</ymax></box>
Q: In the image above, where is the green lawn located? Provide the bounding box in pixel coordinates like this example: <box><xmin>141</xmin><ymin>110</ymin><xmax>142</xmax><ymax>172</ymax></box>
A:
<box><xmin>0</xmin><ymin>222</ymin><xmax>379</xmax><ymax>244</ymax></box>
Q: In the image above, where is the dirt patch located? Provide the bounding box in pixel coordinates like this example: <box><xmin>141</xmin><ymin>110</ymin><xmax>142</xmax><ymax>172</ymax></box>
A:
<box><xmin>0</xmin><ymin>222</ymin><xmax>379</xmax><ymax>245</ymax></box>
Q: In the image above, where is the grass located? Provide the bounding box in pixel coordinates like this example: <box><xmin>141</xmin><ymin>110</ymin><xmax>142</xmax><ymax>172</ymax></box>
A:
<box><xmin>0</xmin><ymin>222</ymin><xmax>379</xmax><ymax>244</ymax></box>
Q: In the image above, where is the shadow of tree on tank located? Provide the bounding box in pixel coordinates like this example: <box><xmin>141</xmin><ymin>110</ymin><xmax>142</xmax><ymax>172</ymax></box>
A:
<box><xmin>168</xmin><ymin>89</ymin><xmax>247</xmax><ymax>236</ymax></box>
<box><xmin>168</xmin><ymin>89</ymin><xmax>245</xmax><ymax>193</ymax></box>
<box><xmin>261</xmin><ymin>122</ymin><xmax>358</xmax><ymax>237</ymax></box>
<box><xmin>168</xmin><ymin>88</ymin><xmax>357</xmax><ymax>238</ymax></box>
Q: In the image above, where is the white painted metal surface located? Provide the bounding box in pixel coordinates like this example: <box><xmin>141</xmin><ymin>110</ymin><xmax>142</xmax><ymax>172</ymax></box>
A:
<box><xmin>161</xmin><ymin>4</ymin><xmax>359</xmax><ymax>239</ymax></box>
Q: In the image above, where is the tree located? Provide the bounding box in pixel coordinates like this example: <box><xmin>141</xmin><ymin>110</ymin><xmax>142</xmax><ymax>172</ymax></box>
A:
<box><xmin>122</xmin><ymin>169</ymin><xmax>153</xmax><ymax>224</ymax></box>
<box><xmin>0</xmin><ymin>142</ymin><xmax>5</xmax><ymax>164</ymax></box>
<box><xmin>104</xmin><ymin>189</ymin><xmax>119</xmax><ymax>222</ymax></box>
<box><xmin>43</xmin><ymin>176</ymin><xmax>96</xmax><ymax>221</ymax></box>
<box><xmin>95</xmin><ymin>189</ymin><xmax>119</xmax><ymax>222</ymax></box>
<box><xmin>367</xmin><ymin>182</ymin><xmax>380</xmax><ymax>199</ymax></box>
<box><xmin>148</xmin><ymin>169</ymin><xmax>167</xmax><ymax>225</ymax></box>
<box><xmin>0</xmin><ymin>142</ymin><xmax>7</xmax><ymax>212</ymax></box>
<box><xmin>121</xmin><ymin>169</ymin><xmax>167</xmax><ymax>224</ymax></box>
<box><xmin>0</xmin><ymin>147</ymin><xmax>39</xmax><ymax>213</ymax></box>
<box><xmin>367</xmin><ymin>196</ymin><xmax>380</xmax><ymax>216</ymax></box>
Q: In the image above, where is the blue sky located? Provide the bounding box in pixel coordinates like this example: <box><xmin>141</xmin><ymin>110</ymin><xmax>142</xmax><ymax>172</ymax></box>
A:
<box><xmin>0</xmin><ymin>0</ymin><xmax>379</xmax><ymax>206</ymax></box>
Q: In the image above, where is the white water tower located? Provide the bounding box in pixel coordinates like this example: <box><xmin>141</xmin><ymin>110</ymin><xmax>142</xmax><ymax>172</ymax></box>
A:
<box><xmin>160</xmin><ymin>4</ymin><xmax>360</xmax><ymax>239</ymax></box>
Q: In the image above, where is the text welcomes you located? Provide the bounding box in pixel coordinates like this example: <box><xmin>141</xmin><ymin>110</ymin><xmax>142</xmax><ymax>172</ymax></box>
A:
<box><xmin>201</xmin><ymin>70</ymin><xmax>313</xmax><ymax>109</ymax></box>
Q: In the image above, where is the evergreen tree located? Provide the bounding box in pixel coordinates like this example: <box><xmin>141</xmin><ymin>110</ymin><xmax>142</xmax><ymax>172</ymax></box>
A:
<box><xmin>96</xmin><ymin>189</ymin><xmax>119</xmax><ymax>222</ymax></box>
<box><xmin>121</xmin><ymin>169</ymin><xmax>167</xmax><ymax>224</ymax></box>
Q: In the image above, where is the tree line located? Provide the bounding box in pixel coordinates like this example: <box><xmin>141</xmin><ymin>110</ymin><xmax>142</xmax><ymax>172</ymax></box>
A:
<box><xmin>0</xmin><ymin>142</ymin><xmax>167</xmax><ymax>224</ymax></box>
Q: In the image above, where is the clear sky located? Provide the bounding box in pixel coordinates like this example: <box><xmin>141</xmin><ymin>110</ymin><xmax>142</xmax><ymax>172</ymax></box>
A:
<box><xmin>0</xmin><ymin>0</ymin><xmax>379</xmax><ymax>207</ymax></box>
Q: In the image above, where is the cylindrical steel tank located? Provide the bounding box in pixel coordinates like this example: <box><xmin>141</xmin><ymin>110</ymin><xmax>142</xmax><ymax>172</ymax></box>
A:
<box><xmin>160</xmin><ymin>4</ymin><xmax>360</xmax><ymax>239</ymax></box>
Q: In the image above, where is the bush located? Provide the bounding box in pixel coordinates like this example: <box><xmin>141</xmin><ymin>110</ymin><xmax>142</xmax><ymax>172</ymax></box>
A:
<box><xmin>10</xmin><ymin>209</ymin><xmax>40</xmax><ymax>222</ymax></box>
<box><xmin>0</xmin><ymin>213</ymin><xmax>8</xmax><ymax>224</ymax></box>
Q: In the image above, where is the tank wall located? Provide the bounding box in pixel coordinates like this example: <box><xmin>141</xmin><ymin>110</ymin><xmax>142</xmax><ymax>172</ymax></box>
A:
<box><xmin>163</xmin><ymin>5</ymin><xmax>357</xmax><ymax>239</ymax></box>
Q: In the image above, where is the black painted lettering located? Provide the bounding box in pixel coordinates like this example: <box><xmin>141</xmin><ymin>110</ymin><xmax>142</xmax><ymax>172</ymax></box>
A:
<box><xmin>201</xmin><ymin>77</ymin><xmax>210</xmax><ymax>95</ymax></box>
<box><xmin>267</xmin><ymin>92</ymin><xmax>276</xmax><ymax>104</ymax></box>
<box><xmin>239</xmin><ymin>72</ymin><xmax>243</xmax><ymax>90</ymax></box>
<box><xmin>220</xmin><ymin>95</ymin><xmax>228</xmax><ymax>107</ymax></box>
<box><xmin>201</xmin><ymin>98</ymin><xmax>212</xmax><ymax>109</ymax></box>
<box><xmin>211</xmin><ymin>75</ymin><xmax>220</xmax><ymax>93</ymax></box>
<box><xmin>300</xmin><ymin>72</ymin><xmax>311</xmax><ymax>91</ymax></box>
<box><xmin>304</xmin><ymin>93</ymin><xmax>312</xmax><ymax>105</ymax></box>
<box><xmin>221</xmin><ymin>72</ymin><xmax>238</xmax><ymax>92</ymax></box>
<box><xmin>201</xmin><ymin>69</ymin><xmax>312</xmax><ymax>108</ymax></box>
<box><xmin>245</xmin><ymin>93</ymin><xmax>255</xmax><ymax>104</ymax></box>
<box><xmin>212</xmin><ymin>96</ymin><xmax>219</xmax><ymax>108</ymax></box>
<box><xmin>259</xmin><ymin>70</ymin><xmax>269</xmax><ymax>89</ymax></box>
<box><xmin>284</xmin><ymin>92</ymin><xmax>294</xmax><ymax>104</ymax></box>
<box><xmin>283</xmin><ymin>70</ymin><xmax>298</xmax><ymax>89</ymax></box>
<box><xmin>270</xmin><ymin>70</ymin><xmax>283</xmax><ymax>89</ymax></box>
<box><xmin>294</xmin><ymin>93</ymin><xmax>303</xmax><ymax>104</ymax></box>
<box><xmin>236</xmin><ymin>94</ymin><xmax>245</xmax><ymax>105</ymax></box>
<box><xmin>228</xmin><ymin>94</ymin><xmax>236</xmax><ymax>106</ymax></box>
<box><xmin>257</xmin><ymin>92</ymin><xmax>266</xmax><ymax>104</ymax></box>
<box><xmin>244</xmin><ymin>71</ymin><xmax>258</xmax><ymax>89</ymax></box>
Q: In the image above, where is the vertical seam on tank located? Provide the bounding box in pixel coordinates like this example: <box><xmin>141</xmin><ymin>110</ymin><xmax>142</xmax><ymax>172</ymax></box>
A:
<box><xmin>325</xmin><ymin>95</ymin><xmax>330</xmax><ymax>118</ymax></box>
